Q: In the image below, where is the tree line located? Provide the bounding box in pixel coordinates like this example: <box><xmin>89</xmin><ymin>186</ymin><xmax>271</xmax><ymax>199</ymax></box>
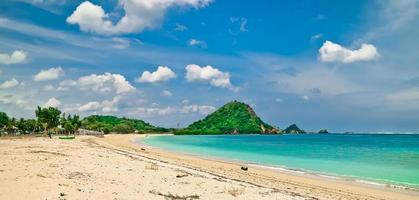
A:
<box><xmin>0</xmin><ymin>106</ymin><xmax>81</xmax><ymax>136</ymax></box>
<box><xmin>0</xmin><ymin>107</ymin><xmax>170</xmax><ymax>136</ymax></box>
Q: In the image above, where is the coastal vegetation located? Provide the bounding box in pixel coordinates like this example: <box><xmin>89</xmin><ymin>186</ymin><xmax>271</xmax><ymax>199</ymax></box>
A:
<box><xmin>81</xmin><ymin>115</ymin><xmax>168</xmax><ymax>134</ymax></box>
<box><xmin>1</xmin><ymin>107</ymin><xmax>83</xmax><ymax>136</ymax></box>
<box><xmin>0</xmin><ymin>100</ymin><xmax>317</xmax><ymax>136</ymax></box>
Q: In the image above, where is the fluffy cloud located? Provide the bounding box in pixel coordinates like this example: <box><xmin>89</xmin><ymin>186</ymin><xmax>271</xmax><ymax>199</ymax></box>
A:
<box><xmin>67</xmin><ymin>0</ymin><xmax>211</xmax><ymax>35</ymax></box>
<box><xmin>0</xmin><ymin>78</ymin><xmax>19</xmax><ymax>89</ymax></box>
<box><xmin>319</xmin><ymin>41</ymin><xmax>379</xmax><ymax>63</ymax></box>
<box><xmin>136</xmin><ymin>103</ymin><xmax>215</xmax><ymax>117</ymax></box>
<box><xmin>77</xmin><ymin>96</ymin><xmax>120</xmax><ymax>113</ymax></box>
<box><xmin>137</xmin><ymin>66</ymin><xmax>176</xmax><ymax>83</ymax></box>
<box><xmin>185</xmin><ymin>64</ymin><xmax>236</xmax><ymax>90</ymax></box>
<box><xmin>180</xmin><ymin>104</ymin><xmax>215</xmax><ymax>115</ymax></box>
<box><xmin>78</xmin><ymin>101</ymin><xmax>100</xmax><ymax>112</ymax></box>
<box><xmin>33</xmin><ymin>66</ymin><xmax>64</xmax><ymax>81</ymax></box>
<box><xmin>43</xmin><ymin>97</ymin><xmax>61</xmax><ymax>107</ymax></box>
<box><xmin>0</xmin><ymin>95</ymin><xmax>31</xmax><ymax>110</ymax></box>
<box><xmin>161</xmin><ymin>90</ymin><xmax>173</xmax><ymax>97</ymax></box>
<box><xmin>61</xmin><ymin>73</ymin><xmax>135</xmax><ymax>94</ymax></box>
<box><xmin>0</xmin><ymin>50</ymin><xmax>27</xmax><ymax>64</ymax></box>
<box><xmin>137</xmin><ymin>106</ymin><xmax>177</xmax><ymax>117</ymax></box>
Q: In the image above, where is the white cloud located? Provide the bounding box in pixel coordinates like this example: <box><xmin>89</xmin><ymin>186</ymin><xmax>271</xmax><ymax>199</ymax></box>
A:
<box><xmin>301</xmin><ymin>95</ymin><xmax>310</xmax><ymax>101</ymax></box>
<box><xmin>78</xmin><ymin>101</ymin><xmax>100</xmax><ymax>112</ymax></box>
<box><xmin>185</xmin><ymin>64</ymin><xmax>236</xmax><ymax>90</ymax></box>
<box><xmin>311</xmin><ymin>33</ymin><xmax>323</xmax><ymax>41</ymax></box>
<box><xmin>67</xmin><ymin>0</ymin><xmax>211</xmax><ymax>36</ymax></box>
<box><xmin>34</xmin><ymin>66</ymin><xmax>64</xmax><ymax>81</ymax></box>
<box><xmin>61</xmin><ymin>73</ymin><xmax>135</xmax><ymax>94</ymax></box>
<box><xmin>230</xmin><ymin>17</ymin><xmax>248</xmax><ymax>32</ymax></box>
<box><xmin>0</xmin><ymin>50</ymin><xmax>27</xmax><ymax>65</ymax></box>
<box><xmin>43</xmin><ymin>97</ymin><xmax>61</xmax><ymax>107</ymax></box>
<box><xmin>188</xmin><ymin>39</ymin><xmax>207</xmax><ymax>48</ymax></box>
<box><xmin>56</xmin><ymin>86</ymin><xmax>68</xmax><ymax>91</ymax></box>
<box><xmin>0</xmin><ymin>78</ymin><xmax>19</xmax><ymax>89</ymax></box>
<box><xmin>161</xmin><ymin>90</ymin><xmax>173</xmax><ymax>97</ymax></box>
<box><xmin>15</xmin><ymin>99</ymin><xmax>29</xmax><ymax>108</ymax></box>
<box><xmin>43</xmin><ymin>84</ymin><xmax>55</xmax><ymax>91</ymax></box>
<box><xmin>111</xmin><ymin>37</ymin><xmax>130</xmax><ymax>49</ymax></box>
<box><xmin>174</xmin><ymin>23</ymin><xmax>188</xmax><ymax>32</ymax></box>
<box><xmin>137</xmin><ymin>106</ymin><xmax>177</xmax><ymax>117</ymax></box>
<box><xmin>319</xmin><ymin>41</ymin><xmax>379</xmax><ymax>63</ymax></box>
<box><xmin>101</xmin><ymin>97</ymin><xmax>121</xmax><ymax>113</ymax></box>
<box><xmin>77</xmin><ymin>96</ymin><xmax>121</xmax><ymax>113</ymax></box>
<box><xmin>180</xmin><ymin>104</ymin><xmax>215</xmax><ymax>115</ymax></box>
<box><xmin>275</xmin><ymin>98</ymin><xmax>283</xmax><ymax>103</ymax></box>
<box><xmin>137</xmin><ymin>66</ymin><xmax>176</xmax><ymax>83</ymax></box>
<box><xmin>0</xmin><ymin>95</ymin><xmax>31</xmax><ymax>110</ymax></box>
<box><xmin>136</xmin><ymin>103</ymin><xmax>215</xmax><ymax>117</ymax></box>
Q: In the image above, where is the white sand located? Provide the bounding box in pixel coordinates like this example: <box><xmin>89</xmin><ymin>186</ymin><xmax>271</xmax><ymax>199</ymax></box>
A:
<box><xmin>0</xmin><ymin>134</ymin><xmax>418</xmax><ymax>200</ymax></box>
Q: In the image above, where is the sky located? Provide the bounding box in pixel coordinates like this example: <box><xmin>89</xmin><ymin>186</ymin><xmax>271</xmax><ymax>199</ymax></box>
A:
<box><xmin>0</xmin><ymin>0</ymin><xmax>419</xmax><ymax>132</ymax></box>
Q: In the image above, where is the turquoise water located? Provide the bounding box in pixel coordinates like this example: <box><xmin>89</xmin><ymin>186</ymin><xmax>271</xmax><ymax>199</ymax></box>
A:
<box><xmin>141</xmin><ymin>134</ymin><xmax>419</xmax><ymax>187</ymax></box>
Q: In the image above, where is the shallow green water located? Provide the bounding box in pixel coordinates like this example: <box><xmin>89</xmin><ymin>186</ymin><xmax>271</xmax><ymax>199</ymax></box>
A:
<box><xmin>141</xmin><ymin>134</ymin><xmax>419</xmax><ymax>187</ymax></box>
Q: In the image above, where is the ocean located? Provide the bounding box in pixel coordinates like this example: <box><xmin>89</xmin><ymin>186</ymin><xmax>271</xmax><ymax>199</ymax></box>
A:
<box><xmin>140</xmin><ymin>134</ymin><xmax>419</xmax><ymax>187</ymax></box>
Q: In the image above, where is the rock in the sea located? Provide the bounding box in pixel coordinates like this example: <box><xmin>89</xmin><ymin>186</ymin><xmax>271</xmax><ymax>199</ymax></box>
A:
<box><xmin>318</xmin><ymin>129</ymin><xmax>328</xmax><ymax>134</ymax></box>
<box><xmin>283</xmin><ymin>124</ymin><xmax>306</xmax><ymax>134</ymax></box>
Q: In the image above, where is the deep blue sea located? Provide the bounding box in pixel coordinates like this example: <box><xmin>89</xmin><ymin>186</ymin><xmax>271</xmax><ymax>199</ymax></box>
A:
<box><xmin>140</xmin><ymin>134</ymin><xmax>419</xmax><ymax>187</ymax></box>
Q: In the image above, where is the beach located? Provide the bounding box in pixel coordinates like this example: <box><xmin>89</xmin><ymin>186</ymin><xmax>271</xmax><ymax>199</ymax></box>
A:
<box><xmin>0</xmin><ymin>134</ymin><xmax>418</xmax><ymax>200</ymax></box>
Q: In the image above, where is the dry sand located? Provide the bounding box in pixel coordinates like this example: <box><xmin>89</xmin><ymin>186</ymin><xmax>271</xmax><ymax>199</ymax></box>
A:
<box><xmin>0</xmin><ymin>134</ymin><xmax>418</xmax><ymax>200</ymax></box>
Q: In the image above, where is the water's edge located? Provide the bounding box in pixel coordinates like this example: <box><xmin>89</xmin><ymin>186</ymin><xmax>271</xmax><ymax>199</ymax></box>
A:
<box><xmin>137</xmin><ymin>134</ymin><xmax>419</xmax><ymax>191</ymax></box>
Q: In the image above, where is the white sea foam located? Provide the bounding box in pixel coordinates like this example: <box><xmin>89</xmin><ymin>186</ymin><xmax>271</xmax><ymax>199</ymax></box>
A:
<box><xmin>246</xmin><ymin>163</ymin><xmax>416</xmax><ymax>190</ymax></box>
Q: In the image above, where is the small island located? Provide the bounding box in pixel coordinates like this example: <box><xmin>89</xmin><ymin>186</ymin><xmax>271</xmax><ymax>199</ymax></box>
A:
<box><xmin>283</xmin><ymin>124</ymin><xmax>306</xmax><ymax>134</ymax></box>
<box><xmin>174</xmin><ymin>101</ymin><xmax>280</xmax><ymax>135</ymax></box>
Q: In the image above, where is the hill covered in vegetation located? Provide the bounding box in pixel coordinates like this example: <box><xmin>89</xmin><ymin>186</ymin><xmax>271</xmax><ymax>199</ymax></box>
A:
<box><xmin>81</xmin><ymin>115</ymin><xmax>168</xmax><ymax>134</ymax></box>
<box><xmin>175</xmin><ymin>101</ymin><xmax>280</xmax><ymax>135</ymax></box>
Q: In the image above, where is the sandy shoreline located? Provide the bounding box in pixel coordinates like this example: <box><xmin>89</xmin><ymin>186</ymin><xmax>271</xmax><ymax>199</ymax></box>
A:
<box><xmin>136</xmin><ymin>134</ymin><xmax>417</xmax><ymax>190</ymax></box>
<box><xmin>1</xmin><ymin>134</ymin><xmax>418</xmax><ymax>200</ymax></box>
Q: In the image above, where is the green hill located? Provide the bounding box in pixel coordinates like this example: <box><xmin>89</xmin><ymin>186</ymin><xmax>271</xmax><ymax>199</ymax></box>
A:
<box><xmin>81</xmin><ymin>115</ymin><xmax>168</xmax><ymax>134</ymax></box>
<box><xmin>175</xmin><ymin>101</ymin><xmax>280</xmax><ymax>135</ymax></box>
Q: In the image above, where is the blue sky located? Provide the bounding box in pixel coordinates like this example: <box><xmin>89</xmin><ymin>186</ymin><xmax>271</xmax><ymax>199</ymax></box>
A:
<box><xmin>1</xmin><ymin>0</ymin><xmax>419</xmax><ymax>132</ymax></box>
